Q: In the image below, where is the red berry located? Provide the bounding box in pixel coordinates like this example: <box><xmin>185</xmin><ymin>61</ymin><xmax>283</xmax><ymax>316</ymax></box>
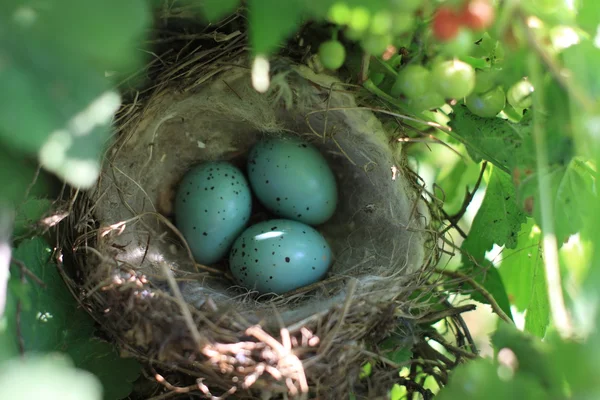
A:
<box><xmin>460</xmin><ymin>0</ymin><xmax>495</xmax><ymax>31</ymax></box>
<box><xmin>432</xmin><ymin>7</ymin><xmax>462</xmax><ymax>41</ymax></box>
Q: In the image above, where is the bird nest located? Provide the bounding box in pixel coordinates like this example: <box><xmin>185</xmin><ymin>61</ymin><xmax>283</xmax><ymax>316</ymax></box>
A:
<box><xmin>57</xmin><ymin>9</ymin><xmax>477</xmax><ymax>399</ymax></box>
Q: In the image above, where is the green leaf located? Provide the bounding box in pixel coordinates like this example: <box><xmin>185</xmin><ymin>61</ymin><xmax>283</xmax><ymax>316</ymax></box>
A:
<box><xmin>448</xmin><ymin>105</ymin><xmax>535</xmax><ymax>173</ymax></box>
<box><xmin>6</xmin><ymin>238</ymin><xmax>140</xmax><ymax>399</ymax></box>
<box><xmin>68</xmin><ymin>339</ymin><xmax>141</xmax><ymax>400</ymax></box>
<box><xmin>566</xmin><ymin>40</ymin><xmax>600</xmax><ymax>99</ymax></box>
<box><xmin>389</xmin><ymin>384</ymin><xmax>407</xmax><ymax>400</ymax></box>
<box><xmin>0</xmin><ymin>32</ymin><xmax>120</xmax><ymax>188</ymax></box>
<box><xmin>379</xmin><ymin>330</ymin><xmax>413</xmax><ymax>365</ymax></box>
<box><xmin>550</xmin><ymin>330</ymin><xmax>600</xmax><ymax>397</ymax></box>
<box><xmin>197</xmin><ymin>0</ymin><xmax>241</xmax><ymax>21</ymax></box>
<box><xmin>13</xmin><ymin>198</ymin><xmax>52</xmax><ymax>240</ymax></box>
<box><xmin>497</xmin><ymin>49</ymin><xmax>529</xmax><ymax>88</ymax></box>
<box><xmin>0</xmin><ymin>148</ymin><xmax>38</xmax><ymax>205</ymax></box>
<box><xmin>577</xmin><ymin>1</ymin><xmax>600</xmax><ymax>34</ymax></box>
<box><xmin>465</xmin><ymin>167</ymin><xmax>527</xmax><ymax>253</ymax></box>
<box><xmin>543</xmin><ymin>81</ymin><xmax>575</xmax><ymax>166</ymax></box>
<box><xmin>0</xmin><ymin>0</ymin><xmax>148</xmax><ymax>190</ymax></box>
<box><xmin>436</xmin><ymin>156</ymin><xmax>483</xmax><ymax>216</ymax></box>
<box><xmin>249</xmin><ymin>0</ymin><xmax>304</xmax><ymax>55</ymax></box>
<box><xmin>460</xmin><ymin>167</ymin><xmax>526</xmax><ymax>319</ymax></box>
<box><xmin>491</xmin><ymin>323</ymin><xmax>562</xmax><ymax>393</ymax></box>
<box><xmin>519</xmin><ymin>158</ymin><xmax>597</xmax><ymax>243</ymax></box>
<box><xmin>498</xmin><ymin>219</ymin><xmax>549</xmax><ymax>337</ymax></box>
<box><xmin>2</xmin><ymin>0</ymin><xmax>150</xmax><ymax>70</ymax></box>
<box><xmin>459</xmin><ymin>56</ymin><xmax>489</xmax><ymax>69</ymax></box>
<box><xmin>0</xmin><ymin>354</ymin><xmax>103</xmax><ymax>400</ymax></box>
<box><xmin>523</xmin><ymin>271</ymin><xmax>550</xmax><ymax>339</ymax></box>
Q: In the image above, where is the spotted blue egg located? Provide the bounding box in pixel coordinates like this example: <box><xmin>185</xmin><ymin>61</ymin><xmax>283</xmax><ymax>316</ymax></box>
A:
<box><xmin>247</xmin><ymin>137</ymin><xmax>337</xmax><ymax>226</ymax></box>
<box><xmin>229</xmin><ymin>219</ymin><xmax>332</xmax><ymax>294</ymax></box>
<box><xmin>174</xmin><ymin>161</ymin><xmax>252</xmax><ymax>265</ymax></box>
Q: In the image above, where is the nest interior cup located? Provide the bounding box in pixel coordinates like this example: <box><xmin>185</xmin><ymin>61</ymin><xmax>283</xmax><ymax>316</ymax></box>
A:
<box><xmin>92</xmin><ymin>62</ymin><xmax>431</xmax><ymax>322</ymax></box>
<box><xmin>73</xmin><ymin>49</ymin><xmax>438</xmax><ymax>398</ymax></box>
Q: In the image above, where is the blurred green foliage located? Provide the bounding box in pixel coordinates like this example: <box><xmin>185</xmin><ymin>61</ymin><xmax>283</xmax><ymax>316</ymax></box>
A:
<box><xmin>1</xmin><ymin>238</ymin><xmax>141</xmax><ymax>399</ymax></box>
<box><xmin>0</xmin><ymin>0</ymin><xmax>150</xmax><ymax>201</ymax></box>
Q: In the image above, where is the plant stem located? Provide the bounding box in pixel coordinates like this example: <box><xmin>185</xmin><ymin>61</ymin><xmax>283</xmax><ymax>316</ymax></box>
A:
<box><xmin>527</xmin><ymin>54</ymin><xmax>573</xmax><ymax>339</ymax></box>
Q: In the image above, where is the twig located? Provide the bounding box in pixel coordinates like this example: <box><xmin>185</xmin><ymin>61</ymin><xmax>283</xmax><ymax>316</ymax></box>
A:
<box><xmin>439</xmin><ymin>209</ymin><xmax>468</xmax><ymax>239</ymax></box>
<box><xmin>417</xmin><ymin>304</ymin><xmax>476</xmax><ymax>324</ymax></box>
<box><xmin>447</xmin><ymin>161</ymin><xmax>488</xmax><ymax>224</ymax></box>
<box><xmin>359</xmin><ymin>52</ymin><xmax>370</xmax><ymax>83</ymax></box>
<box><xmin>158</xmin><ymin>262</ymin><xmax>206</xmax><ymax>350</ymax></box>
<box><xmin>527</xmin><ymin>54</ymin><xmax>573</xmax><ymax>338</ymax></box>
<box><xmin>10</xmin><ymin>258</ymin><xmax>46</xmax><ymax>287</ymax></box>
<box><xmin>425</xmin><ymin>330</ymin><xmax>477</xmax><ymax>360</ymax></box>
<box><xmin>435</xmin><ymin>268</ymin><xmax>513</xmax><ymax>324</ymax></box>
<box><xmin>22</xmin><ymin>165</ymin><xmax>41</xmax><ymax>203</ymax></box>
<box><xmin>150</xmin><ymin>368</ymin><xmax>239</xmax><ymax>400</ymax></box>
<box><xmin>152</xmin><ymin>370</ymin><xmax>200</xmax><ymax>394</ymax></box>
<box><xmin>397</xmin><ymin>377</ymin><xmax>434</xmax><ymax>400</ymax></box>
<box><xmin>311</xmin><ymin>279</ymin><xmax>357</xmax><ymax>358</ymax></box>
<box><xmin>416</xmin><ymin>340</ymin><xmax>455</xmax><ymax>368</ymax></box>
<box><xmin>245</xmin><ymin>325</ymin><xmax>308</xmax><ymax>398</ymax></box>
<box><xmin>305</xmin><ymin>105</ymin><xmax>451</xmax><ymax>134</ymax></box>
<box><xmin>445</xmin><ymin>300</ymin><xmax>478</xmax><ymax>354</ymax></box>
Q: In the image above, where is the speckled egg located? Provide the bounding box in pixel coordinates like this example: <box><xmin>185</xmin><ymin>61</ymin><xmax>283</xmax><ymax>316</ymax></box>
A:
<box><xmin>247</xmin><ymin>137</ymin><xmax>338</xmax><ymax>225</ymax></box>
<box><xmin>229</xmin><ymin>219</ymin><xmax>332</xmax><ymax>294</ymax></box>
<box><xmin>175</xmin><ymin>161</ymin><xmax>252</xmax><ymax>265</ymax></box>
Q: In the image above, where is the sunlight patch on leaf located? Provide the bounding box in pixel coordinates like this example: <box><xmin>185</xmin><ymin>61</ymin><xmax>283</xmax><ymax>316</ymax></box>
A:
<box><xmin>499</xmin><ymin>219</ymin><xmax>549</xmax><ymax>337</ymax></box>
<box><xmin>68</xmin><ymin>91</ymin><xmax>121</xmax><ymax>137</ymax></box>
<box><xmin>0</xmin><ymin>354</ymin><xmax>102</xmax><ymax>400</ymax></box>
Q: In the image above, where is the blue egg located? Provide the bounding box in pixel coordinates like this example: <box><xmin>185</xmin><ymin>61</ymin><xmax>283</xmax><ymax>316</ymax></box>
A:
<box><xmin>175</xmin><ymin>161</ymin><xmax>252</xmax><ymax>264</ymax></box>
<box><xmin>229</xmin><ymin>219</ymin><xmax>332</xmax><ymax>294</ymax></box>
<box><xmin>247</xmin><ymin>137</ymin><xmax>338</xmax><ymax>225</ymax></box>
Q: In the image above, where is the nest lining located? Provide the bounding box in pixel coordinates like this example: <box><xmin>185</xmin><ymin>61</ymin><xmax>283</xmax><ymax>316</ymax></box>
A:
<box><xmin>88</xmin><ymin>59</ymin><xmax>434</xmax><ymax>324</ymax></box>
<box><xmin>57</xmin><ymin>16</ymin><xmax>466</xmax><ymax>399</ymax></box>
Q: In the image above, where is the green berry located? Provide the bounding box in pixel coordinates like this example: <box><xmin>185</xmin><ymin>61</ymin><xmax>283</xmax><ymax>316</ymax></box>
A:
<box><xmin>507</xmin><ymin>79</ymin><xmax>534</xmax><ymax>109</ymax></box>
<box><xmin>391</xmin><ymin>65</ymin><xmax>431</xmax><ymax>99</ymax></box>
<box><xmin>441</xmin><ymin>29</ymin><xmax>474</xmax><ymax>57</ymax></box>
<box><xmin>349</xmin><ymin>7</ymin><xmax>370</xmax><ymax>32</ymax></box>
<box><xmin>466</xmin><ymin>86</ymin><xmax>506</xmax><ymax>117</ymax></box>
<box><xmin>474</xmin><ymin>69</ymin><xmax>498</xmax><ymax>93</ymax></box>
<box><xmin>361</xmin><ymin>33</ymin><xmax>392</xmax><ymax>56</ymax></box>
<box><xmin>408</xmin><ymin>92</ymin><xmax>446</xmax><ymax>112</ymax></box>
<box><xmin>319</xmin><ymin>40</ymin><xmax>346</xmax><ymax>70</ymax></box>
<box><xmin>328</xmin><ymin>2</ymin><xmax>352</xmax><ymax>25</ymax></box>
<box><xmin>370</xmin><ymin>11</ymin><xmax>393</xmax><ymax>35</ymax></box>
<box><xmin>391</xmin><ymin>13</ymin><xmax>415</xmax><ymax>35</ymax></box>
<box><xmin>431</xmin><ymin>59</ymin><xmax>476</xmax><ymax>99</ymax></box>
